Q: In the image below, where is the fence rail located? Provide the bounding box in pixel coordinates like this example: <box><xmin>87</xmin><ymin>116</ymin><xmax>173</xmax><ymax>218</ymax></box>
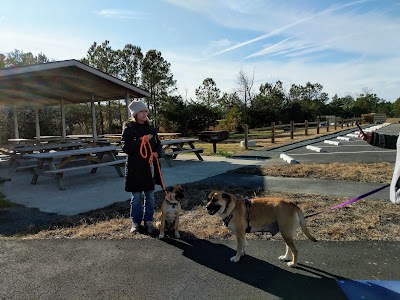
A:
<box><xmin>242</xmin><ymin>117</ymin><xmax>362</xmax><ymax>149</ymax></box>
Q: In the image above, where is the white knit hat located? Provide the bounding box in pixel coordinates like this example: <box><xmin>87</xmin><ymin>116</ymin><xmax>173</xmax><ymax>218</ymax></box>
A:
<box><xmin>128</xmin><ymin>100</ymin><xmax>149</xmax><ymax>117</ymax></box>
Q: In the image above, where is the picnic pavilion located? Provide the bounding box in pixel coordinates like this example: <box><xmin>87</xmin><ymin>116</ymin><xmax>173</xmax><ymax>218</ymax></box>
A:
<box><xmin>0</xmin><ymin>59</ymin><xmax>150</xmax><ymax>141</ymax></box>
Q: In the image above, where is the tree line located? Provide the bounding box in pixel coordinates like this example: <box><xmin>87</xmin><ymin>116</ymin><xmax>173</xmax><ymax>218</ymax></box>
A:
<box><xmin>1</xmin><ymin>41</ymin><xmax>400</xmax><ymax>142</ymax></box>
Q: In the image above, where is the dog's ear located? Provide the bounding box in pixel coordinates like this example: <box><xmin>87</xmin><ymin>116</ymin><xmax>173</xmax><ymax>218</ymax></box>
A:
<box><xmin>222</xmin><ymin>193</ymin><xmax>231</xmax><ymax>201</ymax></box>
<box><xmin>175</xmin><ymin>189</ymin><xmax>184</xmax><ymax>201</ymax></box>
<box><xmin>173</xmin><ymin>185</ymin><xmax>184</xmax><ymax>193</ymax></box>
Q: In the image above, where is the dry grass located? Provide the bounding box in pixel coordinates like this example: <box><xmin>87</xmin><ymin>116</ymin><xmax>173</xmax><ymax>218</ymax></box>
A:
<box><xmin>233</xmin><ymin>162</ymin><xmax>393</xmax><ymax>184</ymax></box>
<box><xmin>21</xmin><ymin>187</ymin><xmax>400</xmax><ymax>242</ymax></box>
<box><xmin>16</xmin><ymin>173</ymin><xmax>400</xmax><ymax>242</ymax></box>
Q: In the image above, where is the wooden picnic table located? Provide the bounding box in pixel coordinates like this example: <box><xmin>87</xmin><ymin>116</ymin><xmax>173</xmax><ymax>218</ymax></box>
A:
<box><xmin>99</xmin><ymin>133</ymin><xmax>181</xmax><ymax>140</ymax></box>
<box><xmin>12</xmin><ymin>142</ymin><xmax>87</xmax><ymax>155</ymax></box>
<box><xmin>8</xmin><ymin>137</ymin><xmax>72</xmax><ymax>145</ymax></box>
<box><xmin>23</xmin><ymin>146</ymin><xmax>125</xmax><ymax>190</ymax></box>
<box><xmin>161</xmin><ymin>138</ymin><xmax>204</xmax><ymax>167</ymax></box>
<box><xmin>158</xmin><ymin>133</ymin><xmax>182</xmax><ymax>140</ymax></box>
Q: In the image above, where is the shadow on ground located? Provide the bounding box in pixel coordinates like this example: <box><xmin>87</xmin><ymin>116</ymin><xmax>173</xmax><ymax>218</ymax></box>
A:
<box><xmin>162</xmin><ymin>238</ymin><xmax>347</xmax><ymax>300</ymax></box>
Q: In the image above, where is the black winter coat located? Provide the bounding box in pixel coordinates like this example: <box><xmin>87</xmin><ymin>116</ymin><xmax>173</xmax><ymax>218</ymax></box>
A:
<box><xmin>121</xmin><ymin>121</ymin><xmax>162</xmax><ymax>192</ymax></box>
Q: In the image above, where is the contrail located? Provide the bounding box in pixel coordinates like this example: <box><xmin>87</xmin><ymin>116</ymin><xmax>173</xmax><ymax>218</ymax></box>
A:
<box><xmin>269</xmin><ymin>35</ymin><xmax>350</xmax><ymax>57</ymax></box>
<box><xmin>211</xmin><ymin>0</ymin><xmax>368</xmax><ymax>57</ymax></box>
<box><xmin>244</xmin><ymin>37</ymin><xmax>293</xmax><ymax>59</ymax></box>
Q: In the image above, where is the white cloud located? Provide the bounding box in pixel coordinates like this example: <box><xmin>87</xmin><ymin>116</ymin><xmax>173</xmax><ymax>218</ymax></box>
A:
<box><xmin>95</xmin><ymin>9</ymin><xmax>150</xmax><ymax>20</ymax></box>
<box><xmin>164</xmin><ymin>49</ymin><xmax>400</xmax><ymax>102</ymax></box>
<box><xmin>0</xmin><ymin>29</ymin><xmax>90</xmax><ymax>60</ymax></box>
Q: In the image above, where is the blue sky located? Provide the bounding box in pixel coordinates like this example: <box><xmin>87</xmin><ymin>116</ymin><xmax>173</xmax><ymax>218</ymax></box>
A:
<box><xmin>1</xmin><ymin>0</ymin><xmax>399</xmax><ymax>102</ymax></box>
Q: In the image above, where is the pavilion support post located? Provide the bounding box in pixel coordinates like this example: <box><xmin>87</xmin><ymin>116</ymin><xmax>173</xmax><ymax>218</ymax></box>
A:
<box><xmin>60</xmin><ymin>100</ymin><xmax>66</xmax><ymax>139</ymax></box>
<box><xmin>125</xmin><ymin>91</ymin><xmax>130</xmax><ymax>121</ymax></box>
<box><xmin>35</xmin><ymin>106</ymin><xmax>41</xmax><ymax>140</ymax></box>
<box><xmin>91</xmin><ymin>95</ymin><xmax>98</xmax><ymax>142</ymax></box>
<box><xmin>13</xmin><ymin>105</ymin><xmax>19</xmax><ymax>139</ymax></box>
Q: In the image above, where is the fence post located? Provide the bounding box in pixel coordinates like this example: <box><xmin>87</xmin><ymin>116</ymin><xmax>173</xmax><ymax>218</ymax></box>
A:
<box><xmin>317</xmin><ymin>117</ymin><xmax>320</xmax><ymax>134</ymax></box>
<box><xmin>334</xmin><ymin>118</ymin><xmax>337</xmax><ymax>130</ymax></box>
<box><xmin>327</xmin><ymin>119</ymin><xmax>330</xmax><ymax>132</ymax></box>
<box><xmin>305</xmin><ymin>120</ymin><xmax>308</xmax><ymax>135</ymax></box>
<box><xmin>271</xmin><ymin>122</ymin><xmax>275</xmax><ymax>143</ymax></box>
<box><xmin>290</xmin><ymin>121</ymin><xmax>294</xmax><ymax>139</ymax></box>
<box><xmin>244</xmin><ymin>124</ymin><xmax>248</xmax><ymax>150</ymax></box>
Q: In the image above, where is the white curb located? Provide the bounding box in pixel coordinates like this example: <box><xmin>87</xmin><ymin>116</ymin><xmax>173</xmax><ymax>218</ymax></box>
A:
<box><xmin>324</xmin><ymin>140</ymin><xmax>340</xmax><ymax>145</ymax></box>
<box><xmin>337</xmin><ymin>136</ymin><xmax>352</xmax><ymax>141</ymax></box>
<box><xmin>279</xmin><ymin>153</ymin><xmax>298</xmax><ymax>164</ymax></box>
<box><xmin>306</xmin><ymin>145</ymin><xmax>325</xmax><ymax>152</ymax></box>
<box><xmin>347</xmin><ymin>133</ymin><xmax>359</xmax><ymax>138</ymax></box>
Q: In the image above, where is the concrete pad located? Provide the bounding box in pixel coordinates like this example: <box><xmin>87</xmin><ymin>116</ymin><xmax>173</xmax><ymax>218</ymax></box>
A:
<box><xmin>0</xmin><ymin>155</ymin><xmax>266</xmax><ymax>216</ymax></box>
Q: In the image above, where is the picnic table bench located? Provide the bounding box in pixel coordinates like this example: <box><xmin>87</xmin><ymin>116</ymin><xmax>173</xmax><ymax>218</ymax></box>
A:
<box><xmin>23</xmin><ymin>146</ymin><xmax>125</xmax><ymax>190</ymax></box>
<box><xmin>161</xmin><ymin>138</ymin><xmax>204</xmax><ymax>167</ymax></box>
<box><xmin>10</xmin><ymin>142</ymin><xmax>89</xmax><ymax>170</ymax></box>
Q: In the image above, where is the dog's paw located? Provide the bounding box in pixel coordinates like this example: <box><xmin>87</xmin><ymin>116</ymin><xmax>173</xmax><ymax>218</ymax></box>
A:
<box><xmin>278</xmin><ymin>255</ymin><xmax>291</xmax><ymax>262</ymax></box>
<box><xmin>158</xmin><ymin>233</ymin><xmax>165</xmax><ymax>239</ymax></box>
<box><xmin>287</xmin><ymin>261</ymin><xmax>297</xmax><ymax>268</ymax></box>
<box><xmin>230</xmin><ymin>256</ymin><xmax>240</xmax><ymax>263</ymax></box>
<box><xmin>175</xmin><ymin>232</ymin><xmax>180</xmax><ymax>238</ymax></box>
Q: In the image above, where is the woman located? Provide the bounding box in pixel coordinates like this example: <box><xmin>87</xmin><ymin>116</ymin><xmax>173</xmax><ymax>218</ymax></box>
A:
<box><xmin>360</xmin><ymin>129</ymin><xmax>400</xmax><ymax>204</ymax></box>
<box><xmin>121</xmin><ymin>100</ymin><xmax>163</xmax><ymax>233</ymax></box>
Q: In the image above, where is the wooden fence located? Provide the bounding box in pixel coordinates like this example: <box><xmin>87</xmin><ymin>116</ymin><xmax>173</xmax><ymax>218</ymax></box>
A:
<box><xmin>242</xmin><ymin>117</ymin><xmax>362</xmax><ymax>149</ymax></box>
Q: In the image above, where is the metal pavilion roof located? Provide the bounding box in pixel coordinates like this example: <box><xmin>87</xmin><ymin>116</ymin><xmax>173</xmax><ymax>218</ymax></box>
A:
<box><xmin>0</xmin><ymin>59</ymin><xmax>150</xmax><ymax>106</ymax></box>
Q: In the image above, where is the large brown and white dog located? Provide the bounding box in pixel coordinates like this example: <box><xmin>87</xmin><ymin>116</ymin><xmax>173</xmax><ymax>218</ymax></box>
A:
<box><xmin>158</xmin><ymin>185</ymin><xmax>184</xmax><ymax>239</ymax></box>
<box><xmin>206</xmin><ymin>191</ymin><xmax>317</xmax><ymax>267</ymax></box>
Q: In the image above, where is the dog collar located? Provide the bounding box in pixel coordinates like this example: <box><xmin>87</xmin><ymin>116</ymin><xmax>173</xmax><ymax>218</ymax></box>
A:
<box><xmin>166</xmin><ymin>199</ymin><xmax>178</xmax><ymax>208</ymax></box>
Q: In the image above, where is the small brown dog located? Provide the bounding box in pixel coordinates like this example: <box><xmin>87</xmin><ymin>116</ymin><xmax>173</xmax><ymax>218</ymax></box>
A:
<box><xmin>158</xmin><ymin>185</ymin><xmax>184</xmax><ymax>239</ymax></box>
<box><xmin>206</xmin><ymin>191</ymin><xmax>317</xmax><ymax>267</ymax></box>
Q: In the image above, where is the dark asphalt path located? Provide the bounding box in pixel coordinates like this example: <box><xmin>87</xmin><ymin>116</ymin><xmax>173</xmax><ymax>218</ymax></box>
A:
<box><xmin>1</xmin><ymin>239</ymin><xmax>399</xmax><ymax>300</ymax></box>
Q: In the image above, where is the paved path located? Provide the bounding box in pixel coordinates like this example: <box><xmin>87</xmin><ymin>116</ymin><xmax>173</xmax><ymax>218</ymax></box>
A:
<box><xmin>199</xmin><ymin>173</ymin><xmax>390</xmax><ymax>200</ymax></box>
<box><xmin>1</xmin><ymin>239</ymin><xmax>399</xmax><ymax>300</ymax></box>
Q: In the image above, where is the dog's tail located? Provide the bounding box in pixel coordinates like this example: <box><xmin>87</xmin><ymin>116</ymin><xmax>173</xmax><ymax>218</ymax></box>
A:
<box><xmin>296</xmin><ymin>207</ymin><xmax>317</xmax><ymax>242</ymax></box>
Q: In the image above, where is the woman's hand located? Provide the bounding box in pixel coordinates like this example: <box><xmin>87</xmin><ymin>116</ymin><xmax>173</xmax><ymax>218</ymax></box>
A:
<box><xmin>143</xmin><ymin>134</ymin><xmax>153</xmax><ymax>142</ymax></box>
<box><xmin>359</xmin><ymin>131</ymin><xmax>372</xmax><ymax>144</ymax></box>
<box><xmin>152</xmin><ymin>152</ymin><xmax>159</xmax><ymax>158</ymax></box>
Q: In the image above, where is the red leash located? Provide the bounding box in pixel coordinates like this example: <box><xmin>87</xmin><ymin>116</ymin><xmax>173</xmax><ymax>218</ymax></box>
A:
<box><xmin>140</xmin><ymin>137</ymin><xmax>167</xmax><ymax>196</ymax></box>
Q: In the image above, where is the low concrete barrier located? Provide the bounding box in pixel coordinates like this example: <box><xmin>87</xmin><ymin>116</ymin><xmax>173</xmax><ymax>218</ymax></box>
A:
<box><xmin>337</xmin><ymin>136</ymin><xmax>352</xmax><ymax>141</ymax></box>
<box><xmin>279</xmin><ymin>153</ymin><xmax>298</xmax><ymax>164</ymax></box>
<box><xmin>306</xmin><ymin>145</ymin><xmax>325</xmax><ymax>152</ymax></box>
<box><xmin>324</xmin><ymin>140</ymin><xmax>340</xmax><ymax>145</ymax></box>
<box><xmin>240</xmin><ymin>140</ymin><xmax>256</xmax><ymax>147</ymax></box>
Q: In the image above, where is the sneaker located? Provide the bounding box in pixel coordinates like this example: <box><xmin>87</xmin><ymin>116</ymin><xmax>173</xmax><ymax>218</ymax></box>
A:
<box><xmin>145</xmin><ymin>221</ymin><xmax>155</xmax><ymax>234</ymax></box>
<box><xmin>130</xmin><ymin>223</ymin><xmax>140</xmax><ymax>233</ymax></box>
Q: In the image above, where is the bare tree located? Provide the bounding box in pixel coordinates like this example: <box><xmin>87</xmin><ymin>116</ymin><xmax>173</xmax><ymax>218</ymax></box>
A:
<box><xmin>236</xmin><ymin>67</ymin><xmax>255</xmax><ymax>123</ymax></box>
